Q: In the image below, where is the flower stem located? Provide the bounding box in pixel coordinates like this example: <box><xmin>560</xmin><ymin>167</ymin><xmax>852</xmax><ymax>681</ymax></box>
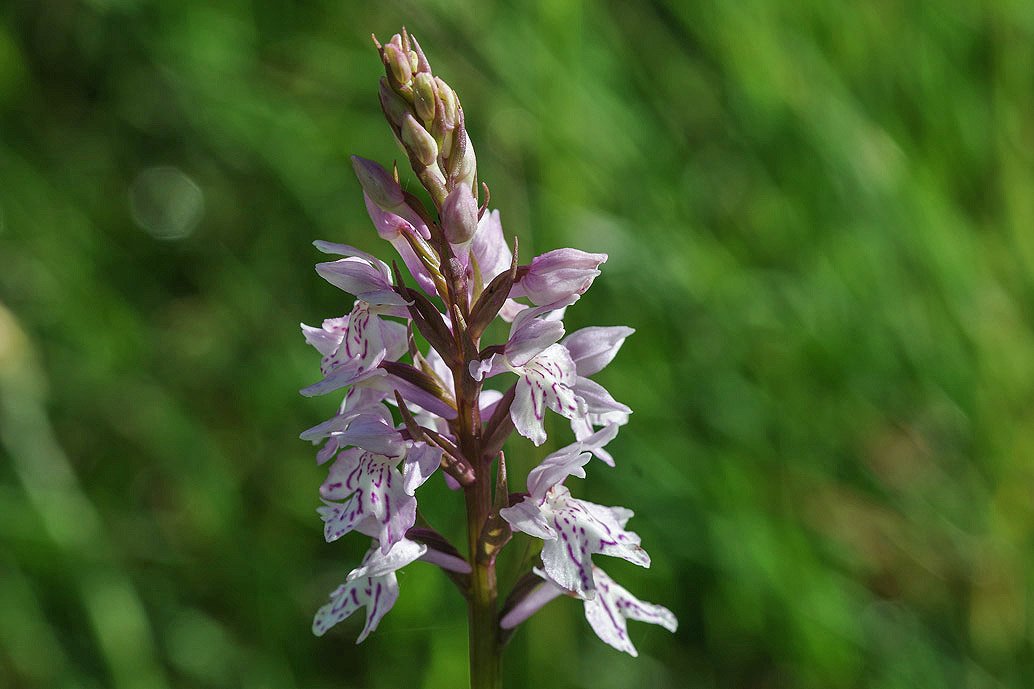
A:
<box><xmin>465</xmin><ymin>481</ymin><xmax>501</xmax><ymax>689</ymax></box>
<box><xmin>453</xmin><ymin>330</ymin><xmax>500</xmax><ymax>688</ymax></box>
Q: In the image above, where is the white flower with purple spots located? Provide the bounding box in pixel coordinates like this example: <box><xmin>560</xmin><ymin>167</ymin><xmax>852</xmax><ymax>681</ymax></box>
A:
<box><xmin>312</xmin><ymin>538</ymin><xmax>425</xmax><ymax>641</ymax></box>
<box><xmin>470</xmin><ymin>298</ymin><xmax>589</xmax><ymax>446</ymax></box>
<box><xmin>499</xmin><ymin>425</ymin><xmax>649</xmax><ymax>599</ymax></box>
<box><xmin>300</xmin><ymin>300</ymin><xmax>407</xmax><ymax>398</ymax></box>
<box><xmin>500</xmin><ymin>566</ymin><xmax>677</xmax><ymax>657</ymax></box>
<box><xmin>317</xmin><ymin>447</ymin><xmax>416</xmax><ymax>553</ymax></box>
<box><xmin>534</xmin><ymin>487</ymin><xmax>649</xmax><ymax>599</ymax></box>
<box><xmin>581</xmin><ymin>566</ymin><xmax>677</xmax><ymax>657</ymax></box>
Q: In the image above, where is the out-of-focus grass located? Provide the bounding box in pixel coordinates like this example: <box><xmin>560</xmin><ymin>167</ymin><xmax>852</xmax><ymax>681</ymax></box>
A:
<box><xmin>2</xmin><ymin>1</ymin><xmax>1033</xmax><ymax>687</ymax></box>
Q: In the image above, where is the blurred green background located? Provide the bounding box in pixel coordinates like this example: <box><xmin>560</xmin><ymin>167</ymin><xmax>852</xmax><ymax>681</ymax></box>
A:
<box><xmin>2</xmin><ymin>1</ymin><xmax>1033</xmax><ymax>687</ymax></box>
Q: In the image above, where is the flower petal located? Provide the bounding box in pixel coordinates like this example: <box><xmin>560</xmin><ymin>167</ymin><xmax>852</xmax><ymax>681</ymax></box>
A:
<box><xmin>505</xmin><ymin>297</ymin><xmax>578</xmax><ymax>367</ymax></box>
<box><xmin>510</xmin><ymin>344</ymin><xmax>586</xmax><ymax>446</ymax></box>
<box><xmin>499</xmin><ymin>496</ymin><xmax>556</xmax><ymax>540</ymax></box>
<box><xmin>582</xmin><ymin>566</ymin><xmax>677</xmax><ymax>657</ymax></box>
<box><xmin>525</xmin><ymin>423</ymin><xmax>620</xmax><ymax>498</ymax></box>
<box><xmin>402</xmin><ymin>442</ymin><xmax>443</xmax><ymax>495</ymax></box>
<box><xmin>561</xmin><ymin>326</ymin><xmax>634</xmax><ymax>377</ymax></box>
<box><xmin>526</xmin><ymin>450</ymin><xmax>590</xmax><ymax>500</ymax></box>
<box><xmin>510</xmin><ymin>373</ymin><xmax>547</xmax><ymax>446</ymax></box>
<box><xmin>318</xmin><ymin>449</ymin><xmax>416</xmax><ymax>552</ymax></box>
<box><xmin>470</xmin><ymin>209</ymin><xmax>511</xmax><ymax>283</ymax></box>
<box><xmin>518</xmin><ymin>248</ymin><xmax>607</xmax><ymax>305</ymax></box>
<box><xmin>346</xmin><ymin>538</ymin><xmax>426</xmax><ymax>581</ymax></box>
<box><xmin>300</xmin><ymin>362</ymin><xmax>385</xmax><ymax>398</ymax></box>
<box><xmin>574</xmin><ymin>377</ymin><xmax>631</xmax><ymax>416</ymax></box>
<box><xmin>506</xmin><ymin>318</ymin><xmax>565</xmax><ymax>368</ymax></box>
<box><xmin>538</xmin><ymin>487</ymin><xmax>649</xmax><ymax>599</ymax></box>
<box><xmin>312</xmin><ymin>573</ymin><xmax>399</xmax><ymax>641</ymax></box>
<box><xmin>312</xmin><ymin>541</ymin><xmax>419</xmax><ymax>641</ymax></box>
<box><xmin>329</xmin><ymin>410</ymin><xmax>406</xmax><ymax>456</ymax></box>
<box><xmin>301</xmin><ymin>317</ymin><xmax>349</xmax><ymax>357</ymax></box>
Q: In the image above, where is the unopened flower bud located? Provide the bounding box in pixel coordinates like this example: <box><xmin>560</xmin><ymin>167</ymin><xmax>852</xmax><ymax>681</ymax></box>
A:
<box><xmin>518</xmin><ymin>249</ymin><xmax>607</xmax><ymax>305</ymax></box>
<box><xmin>436</xmin><ymin>78</ymin><xmax>458</xmax><ymax>125</ymax></box>
<box><xmin>448</xmin><ymin>126</ymin><xmax>477</xmax><ymax>189</ymax></box>
<box><xmin>434</xmin><ymin>80</ymin><xmax>458</xmax><ymax>157</ymax></box>
<box><xmin>402</xmin><ymin>113</ymin><xmax>439</xmax><ymax>167</ymax></box>
<box><xmin>441</xmin><ymin>182</ymin><xmax>478</xmax><ymax>245</ymax></box>
<box><xmin>383</xmin><ymin>43</ymin><xmax>412</xmax><ymax>86</ymax></box>
<box><xmin>413</xmin><ymin>73</ymin><xmax>438</xmax><ymax>124</ymax></box>
<box><xmin>419</xmin><ymin>165</ymin><xmax>448</xmax><ymax>208</ymax></box>
<box><xmin>351</xmin><ymin>156</ymin><xmax>404</xmax><ymax>211</ymax></box>
<box><xmin>379</xmin><ymin>78</ymin><xmax>411</xmax><ymax>128</ymax></box>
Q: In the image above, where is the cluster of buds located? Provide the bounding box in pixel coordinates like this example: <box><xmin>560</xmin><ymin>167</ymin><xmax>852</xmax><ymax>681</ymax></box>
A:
<box><xmin>301</xmin><ymin>29</ymin><xmax>676</xmax><ymax>668</ymax></box>
<box><xmin>374</xmin><ymin>31</ymin><xmax>476</xmax><ymax>216</ymax></box>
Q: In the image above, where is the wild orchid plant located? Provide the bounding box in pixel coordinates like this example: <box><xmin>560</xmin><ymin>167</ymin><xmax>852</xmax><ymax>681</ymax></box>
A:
<box><xmin>301</xmin><ymin>29</ymin><xmax>677</xmax><ymax>688</ymax></box>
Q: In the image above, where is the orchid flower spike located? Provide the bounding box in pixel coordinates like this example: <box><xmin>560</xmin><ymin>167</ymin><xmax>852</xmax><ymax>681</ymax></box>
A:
<box><xmin>300</xmin><ymin>29</ymin><xmax>675</xmax><ymax>667</ymax></box>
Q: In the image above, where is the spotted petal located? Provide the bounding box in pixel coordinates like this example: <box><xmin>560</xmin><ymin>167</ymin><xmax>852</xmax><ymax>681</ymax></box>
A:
<box><xmin>317</xmin><ymin>449</ymin><xmax>416</xmax><ymax>553</ymax></box>
<box><xmin>510</xmin><ymin>344</ymin><xmax>586</xmax><ymax>446</ymax></box>
<box><xmin>582</xmin><ymin>566</ymin><xmax>678</xmax><ymax>657</ymax></box>
<box><xmin>537</xmin><ymin>486</ymin><xmax>650</xmax><ymax>599</ymax></box>
<box><xmin>312</xmin><ymin>540</ymin><xmax>423</xmax><ymax>641</ymax></box>
<box><xmin>300</xmin><ymin>301</ymin><xmax>407</xmax><ymax>397</ymax></box>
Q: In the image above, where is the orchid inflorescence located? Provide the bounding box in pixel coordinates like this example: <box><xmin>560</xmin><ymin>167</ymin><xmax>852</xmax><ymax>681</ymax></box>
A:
<box><xmin>301</xmin><ymin>28</ymin><xmax>676</xmax><ymax>679</ymax></box>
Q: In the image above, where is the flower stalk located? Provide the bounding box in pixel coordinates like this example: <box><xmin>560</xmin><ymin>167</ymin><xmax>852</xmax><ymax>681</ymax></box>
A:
<box><xmin>301</xmin><ymin>28</ymin><xmax>676</xmax><ymax>689</ymax></box>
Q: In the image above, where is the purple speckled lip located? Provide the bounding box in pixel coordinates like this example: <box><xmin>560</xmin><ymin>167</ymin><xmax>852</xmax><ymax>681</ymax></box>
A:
<box><xmin>317</xmin><ymin>448</ymin><xmax>416</xmax><ymax>555</ymax></box>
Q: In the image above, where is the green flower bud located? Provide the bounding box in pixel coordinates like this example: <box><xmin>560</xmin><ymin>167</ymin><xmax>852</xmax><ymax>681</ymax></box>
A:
<box><xmin>413</xmin><ymin>73</ymin><xmax>438</xmax><ymax>124</ymax></box>
<box><xmin>448</xmin><ymin>125</ymin><xmax>476</xmax><ymax>190</ymax></box>
<box><xmin>419</xmin><ymin>164</ymin><xmax>448</xmax><ymax>208</ymax></box>
<box><xmin>379</xmin><ymin>78</ymin><xmax>411</xmax><ymax>128</ymax></box>
<box><xmin>436</xmin><ymin>78</ymin><xmax>458</xmax><ymax>127</ymax></box>
<box><xmin>383</xmin><ymin>43</ymin><xmax>412</xmax><ymax>86</ymax></box>
<box><xmin>401</xmin><ymin>113</ymin><xmax>439</xmax><ymax>167</ymax></box>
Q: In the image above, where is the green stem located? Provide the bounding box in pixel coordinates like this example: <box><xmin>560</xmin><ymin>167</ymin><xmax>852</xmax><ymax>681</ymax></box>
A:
<box><xmin>453</xmin><ymin>351</ymin><xmax>500</xmax><ymax>688</ymax></box>
<box><xmin>442</xmin><ymin>214</ymin><xmax>500</xmax><ymax>688</ymax></box>
<box><xmin>465</xmin><ymin>482</ymin><xmax>500</xmax><ymax>689</ymax></box>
